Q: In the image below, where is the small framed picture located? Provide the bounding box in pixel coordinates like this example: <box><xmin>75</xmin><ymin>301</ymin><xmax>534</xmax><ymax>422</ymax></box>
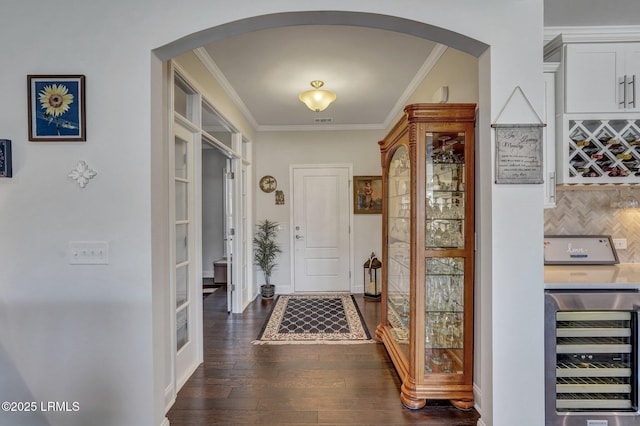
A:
<box><xmin>28</xmin><ymin>75</ymin><xmax>86</xmax><ymax>141</ymax></box>
<box><xmin>0</xmin><ymin>139</ymin><xmax>12</xmax><ymax>178</ymax></box>
<box><xmin>354</xmin><ymin>175</ymin><xmax>382</xmax><ymax>214</ymax></box>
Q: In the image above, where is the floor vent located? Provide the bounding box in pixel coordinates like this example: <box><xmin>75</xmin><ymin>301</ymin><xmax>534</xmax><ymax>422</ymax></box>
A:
<box><xmin>314</xmin><ymin>117</ymin><xmax>333</xmax><ymax>124</ymax></box>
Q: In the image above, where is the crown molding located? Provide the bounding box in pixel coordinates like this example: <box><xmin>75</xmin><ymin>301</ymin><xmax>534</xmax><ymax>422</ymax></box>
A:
<box><xmin>544</xmin><ymin>62</ymin><xmax>560</xmax><ymax>73</ymax></box>
<box><xmin>193</xmin><ymin>47</ymin><xmax>260</xmax><ymax>130</ymax></box>
<box><xmin>544</xmin><ymin>25</ymin><xmax>640</xmax><ymax>45</ymax></box>
<box><xmin>383</xmin><ymin>43</ymin><xmax>448</xmax><ymax>130</ymax></box>
<box><xmin>544</xmin><ymin>26</ymin><xmax>640</xmax><ymax>61</ymax></box>
<box><xmin>256</xmin><ymin>123</ymin><xmax>386</xmax><ymax>132</ymax></box>
<box><xmin>196</xmin><ymin>43</ymin><xmax>450</xmax><ymax>133</ymax></box>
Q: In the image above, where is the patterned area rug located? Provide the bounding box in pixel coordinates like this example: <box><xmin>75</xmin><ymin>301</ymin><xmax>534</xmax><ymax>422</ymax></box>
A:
<box><xmin>252</xmin><ymin>294</ymin><xmax>372</xmax><ymax>345</ymax></box>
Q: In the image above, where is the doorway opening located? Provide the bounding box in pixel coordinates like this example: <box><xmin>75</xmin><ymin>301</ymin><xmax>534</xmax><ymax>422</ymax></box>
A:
<box><xmin>153</xmin><ymin>10</ymin><xmax>488</xmax><ymax>422</ymax></box>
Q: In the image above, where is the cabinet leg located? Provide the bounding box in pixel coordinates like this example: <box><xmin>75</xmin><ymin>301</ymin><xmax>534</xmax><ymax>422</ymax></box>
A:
<box><xmin>400</xmin><ymin>392</ymin><xmax>426</xmax><ymax>410</ymax></box>
<box><xmin>450</xmin><ymin>398</ymin><xmax>474</xmax><ymax>410</ymax></box>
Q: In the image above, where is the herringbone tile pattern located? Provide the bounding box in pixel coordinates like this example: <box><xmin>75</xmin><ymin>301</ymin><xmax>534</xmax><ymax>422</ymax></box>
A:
<box><xmin>545</xmin><ymin>188</ymin><xmax>640</xmax><ymax>263</ymax></box>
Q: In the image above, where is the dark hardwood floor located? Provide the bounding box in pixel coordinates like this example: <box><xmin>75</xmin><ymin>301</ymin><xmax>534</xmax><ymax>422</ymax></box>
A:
<box><xmin>167</xmin><ymin>288</ymin><xmax>480</xmax><ymax>425</ymax></box>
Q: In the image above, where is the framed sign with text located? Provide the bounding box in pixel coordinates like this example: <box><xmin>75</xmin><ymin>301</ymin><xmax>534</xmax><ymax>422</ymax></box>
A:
<box><xmin>494</xmin><ymin>124</ymin><xmax>543</xmax><ymax>184</ymax></box>
<box><xmin>544</xmin><ymin>235</ymin><xmax>619</xmax><ymax>265</ymax></box>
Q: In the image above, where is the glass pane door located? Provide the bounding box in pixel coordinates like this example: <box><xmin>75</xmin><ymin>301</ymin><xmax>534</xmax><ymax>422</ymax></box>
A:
<box><xmin>425</xmin><ymin>131</ymin><xmax>467</xmax><ymax>375</ymax></box>
<box><xmin>386</xmin><ymin>145</ymin><xmax>411</xmax><ymax>359</ymax></box>
<box><xmin>425</xmin><ymin>257</ymin><xmax>465</xmax><ymax>374</ymax></box>
<box><xmin>426</xmin><ymin>132</ymin><xmax>466</xmax><ymax>250</ymax></box>
<box><xmin>173</xmin><ymin>124</ymin><xmax>197</xmax><ymax>386</ymax></box>
<box><xmin>224</xmin><ymin>159</ymin><xmax>234</xmax><ymax>312</ymax></box>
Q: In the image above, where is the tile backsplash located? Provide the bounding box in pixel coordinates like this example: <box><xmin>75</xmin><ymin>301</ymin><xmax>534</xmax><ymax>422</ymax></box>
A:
<box><xmin>544</xmin><ymin>187</ymin><xmax>640</xmax><ymax>263</ymax></box>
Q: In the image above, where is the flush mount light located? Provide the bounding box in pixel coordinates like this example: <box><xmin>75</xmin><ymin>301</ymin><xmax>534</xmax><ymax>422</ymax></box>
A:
<box><xmin>298</xmin><ymin>80</ymin><xmax>336</xmax><ymax>112</ymax></box>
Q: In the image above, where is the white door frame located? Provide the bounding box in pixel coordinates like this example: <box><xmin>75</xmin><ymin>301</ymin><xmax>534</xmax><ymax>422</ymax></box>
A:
<box><xmin>204</xmin><ymin>135</ymin><xmax>246</xmax><ymax>314</ymax></box>
<box><xmin>289</xmin><ymin>164</ymin><xmax>355</xmax><ymax>293</ymax></box>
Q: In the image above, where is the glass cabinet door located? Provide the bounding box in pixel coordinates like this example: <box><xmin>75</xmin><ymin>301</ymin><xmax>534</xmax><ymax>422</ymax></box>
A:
<box><xmin>425</xmin><ymin>257</ymin><xmax>465</xmax><ymax>374</ymax></box>
<box><xmin>425</xmin><ymin>131</ymin><xmax>467</xmax><ymax>375</ymax></box>
<box><xmin>426</xmin><ymin>132</ymin><xmax>466</xmax><ymax>250</ymax></box>
<box><xmin>386</xmin><ymin>145</ymin><xmax>411</xmax><ymax>356</ymax></box>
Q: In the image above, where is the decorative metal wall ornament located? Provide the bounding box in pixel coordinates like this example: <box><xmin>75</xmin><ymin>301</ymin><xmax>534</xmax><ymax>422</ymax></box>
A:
<box><xmin>68</xmin><ymin>160</ymin><xmax>97</xmax><ymax>188</ymax></box>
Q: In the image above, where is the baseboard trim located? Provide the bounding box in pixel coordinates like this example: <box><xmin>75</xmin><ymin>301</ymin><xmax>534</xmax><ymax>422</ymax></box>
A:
<box><xmin>473</xmin><ymin>383</ymin><xmax>482</xmax><ymax>416</ymax></box>
<box><xmin>164</xmin><ymin>383</ymin><xmax>175</xmax><ymax>416</ymax></box>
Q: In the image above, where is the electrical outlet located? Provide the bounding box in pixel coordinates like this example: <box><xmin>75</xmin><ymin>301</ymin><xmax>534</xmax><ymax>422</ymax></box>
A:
<box><xmin>68</xmin><ymin>241</ymin><xmax>109</xmax><ymax>265</ymax></box>
<box><xmin>613</xmin><ymin>238</ymin><xmax>627</xmax><ymax>250</ymax></box>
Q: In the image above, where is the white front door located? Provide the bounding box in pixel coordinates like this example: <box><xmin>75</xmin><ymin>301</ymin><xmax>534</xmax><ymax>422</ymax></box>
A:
<box><xmin>292</xmin><ymin>166</ymin><xmax>351</xmax><ymax>292</ymax></box>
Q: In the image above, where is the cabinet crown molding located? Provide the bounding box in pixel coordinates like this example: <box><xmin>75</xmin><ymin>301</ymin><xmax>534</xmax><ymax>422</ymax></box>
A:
<box><xmin>544</xmin><ymin>25</ymin><xmax>640</xmax><ymax>60</ymax></box>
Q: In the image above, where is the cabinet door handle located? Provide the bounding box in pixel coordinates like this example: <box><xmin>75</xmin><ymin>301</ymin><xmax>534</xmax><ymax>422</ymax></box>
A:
<box><xmin>549</xmin><ymin>172</ymin><xmax>556</xmax><ymax>203</ymax></box>
<box><xmin>619</xmin><ymin>75</ymin><xmax>628</xmax><ymax>107</ymax></box>
<box><xmin>629</xmin><ymin>75</ymin><xmax>636</xmax><ymax>108</ymax></box>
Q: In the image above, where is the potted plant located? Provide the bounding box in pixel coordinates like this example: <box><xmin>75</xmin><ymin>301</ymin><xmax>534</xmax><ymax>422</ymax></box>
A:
<box><xmin>253</xmin><ymin>219</ymin><xmax>282</xmax><ymax>299</ymax></box>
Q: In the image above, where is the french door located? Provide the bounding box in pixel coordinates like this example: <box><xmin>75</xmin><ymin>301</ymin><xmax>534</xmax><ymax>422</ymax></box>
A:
<box><xmin>172</xmin><ymin>123</ymin><xmax>201</xmax><ymax>389</ymax></box>
<box><xmin>224</xmin><ymin>159</ymin><xmax>234</xmax><ymax>312</ymax></box>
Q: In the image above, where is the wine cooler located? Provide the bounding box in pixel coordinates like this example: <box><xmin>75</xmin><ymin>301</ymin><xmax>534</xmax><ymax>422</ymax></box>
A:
<box><xmin>545</xmin><ymin>290</ymin><xmax>640</xmax><ymax>425</ymax></box>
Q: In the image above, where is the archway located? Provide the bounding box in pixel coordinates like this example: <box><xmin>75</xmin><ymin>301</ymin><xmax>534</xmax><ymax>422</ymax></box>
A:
<box><xmin>151</xmin><ymin>10</ymin><xmax>492</xmax><ymax>426</ymax></box>
<box><xmin>154</xmin><ymin>11</ymin><xmax>489</xmax><ymax>61</ymax></box>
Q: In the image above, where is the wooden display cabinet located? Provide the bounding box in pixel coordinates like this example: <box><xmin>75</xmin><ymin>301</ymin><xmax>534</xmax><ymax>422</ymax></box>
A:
<box><xmin>376</xmin><ymin>104</ymin><xmax>476</xmax><ymax>410</ymax></box>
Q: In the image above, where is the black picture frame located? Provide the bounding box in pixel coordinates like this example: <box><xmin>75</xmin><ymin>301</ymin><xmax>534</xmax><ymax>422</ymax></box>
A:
<box><xmin>28</xmin><ymin>75</ymin><xmax>86</xmax><ymax>142</ymax></box>
<box><xmin>0</xmin><ymin>139</ymin><xmax>12</xmax><ymax>178</ymax></box>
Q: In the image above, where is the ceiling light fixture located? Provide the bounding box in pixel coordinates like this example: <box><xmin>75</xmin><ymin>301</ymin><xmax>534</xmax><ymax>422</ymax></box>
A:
<box><xmin>298</xmin><ymin>80</ymin><xmax>336</xmax><ymax>112</ymax></box>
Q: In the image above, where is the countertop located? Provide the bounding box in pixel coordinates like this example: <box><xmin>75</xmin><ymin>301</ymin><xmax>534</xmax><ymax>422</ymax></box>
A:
<box><xmin>544</xmin><ymin>263</ymin><xmax>640</xmax><ymax>289</ymax></box>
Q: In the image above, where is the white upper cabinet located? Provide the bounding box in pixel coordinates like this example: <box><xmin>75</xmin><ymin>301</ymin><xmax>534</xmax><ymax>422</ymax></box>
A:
<box><xmin>628</xmin><ymin>44</ymin><xmax>640</xmax><ymax>108</ymax></box>
<box><xmin>565</xmin><ymin>43</ymin><xmax>640</xmax><ymax>113</ymax></box>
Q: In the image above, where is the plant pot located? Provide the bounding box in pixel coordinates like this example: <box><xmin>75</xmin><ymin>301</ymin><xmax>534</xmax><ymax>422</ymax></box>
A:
<box><xmin>261</xmin><ymin>284</ymin><xmax>275</xmax><ymax>299</ymax></box>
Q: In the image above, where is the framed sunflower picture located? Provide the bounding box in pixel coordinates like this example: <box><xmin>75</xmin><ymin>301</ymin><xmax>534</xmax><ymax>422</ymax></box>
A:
<box><xmin>28</xmin><ymin>75</ymin><xmax>86</xmax><ymax>141</ymax></box>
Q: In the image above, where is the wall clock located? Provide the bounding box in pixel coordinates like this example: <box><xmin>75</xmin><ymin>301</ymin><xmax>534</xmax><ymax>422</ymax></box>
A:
<box><xmin>259</xmin><ymin>175</ymin><xmax>277</xmax><ymax>193</ymax></box>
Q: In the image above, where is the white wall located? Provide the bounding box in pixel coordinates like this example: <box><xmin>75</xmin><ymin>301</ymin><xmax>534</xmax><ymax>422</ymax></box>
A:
<box><xmin>254</xmin><ymin>130</ymin><xmax>384</xmax><ymax>294</ymax></box>
<box><xmin>0</xmin><ymin>2</ymin><xmax>544</xmax><ymax>426</ymax></box>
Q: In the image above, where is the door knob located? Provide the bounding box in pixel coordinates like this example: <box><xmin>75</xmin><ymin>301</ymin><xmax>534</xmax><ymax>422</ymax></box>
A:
<box><xmin>295</xmin><ymin>235</ymin><xmax>304</xmax><ymax>240</ymax></box>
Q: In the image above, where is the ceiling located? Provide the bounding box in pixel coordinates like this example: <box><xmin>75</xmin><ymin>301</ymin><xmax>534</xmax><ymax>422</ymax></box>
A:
<box><xmin>197</xmin><ymin>1</ymin><xmax>639</xmax><ymax>132</ymax></box>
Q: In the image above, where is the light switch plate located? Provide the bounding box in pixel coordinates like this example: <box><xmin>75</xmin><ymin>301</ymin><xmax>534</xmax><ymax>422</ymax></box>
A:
<box><xmin>613</xmin><ymin>238</ymin><xmax>627</xmax><ymax>250</ymax></box>
<box><xmin>69</xmin><ymin>241</ymin><xmax>109</xmax><ymax>265</ymax></box>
